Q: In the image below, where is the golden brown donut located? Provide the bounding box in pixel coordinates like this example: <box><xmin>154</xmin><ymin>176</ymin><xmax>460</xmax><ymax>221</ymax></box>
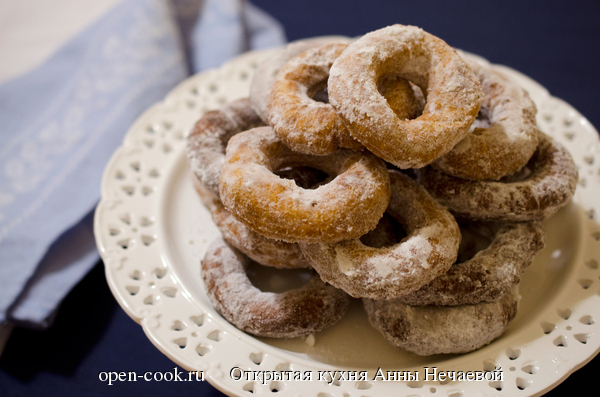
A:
<box><xmin>186</xmin><ymin>98</ymin><xmax>264</xmax><ymax>198</ymax></box>
<box><xmin>201</xmin><ymin>237</ymin><xmax>351</xmax><ymax>338</ymax></box>
<box><xmin>328</xmin><ymin>24</ymin><xmax>484</xmax><ymax>169</ymax></box>
<box><xmin>267</xmin><ymin>43</ymin><xmax>360</xmax><ymax>154</ymax></box>
<box><xmin>267</xmin><ymin>43</ymin><xmax>421</xmax><ymax>155</ymax></box>
<box><xmin>398</xmin><ymin>221</ymin><xmax>545</xmax><ymax>306</ymax></box>
<box><xmin>363</xmin><ymin>287</ymin><xmax>520</xmax><ymax>356</ymax></box>
<box><xmin>299</xmin><ymin>170</ymin><xmax>461</xmax><ymax>299</ymax></box>
<box><xmin>219</xmin><ymin>126</ymin><xmax>391</xmax><ymax>243</ymax></box>
<box><xmin>420</xmin><ymin>132</ymin><xmax>578</xmax><ymax>221</ymax></box>
<box><xmin>432</xmin><ymin>56</ymin><xmax>539</xmax><ymax>180</ymax></box>
<box><xmin>250</xmin><ymin>36</ymin><xmax>354</xmax><ymax>123</ymax></box>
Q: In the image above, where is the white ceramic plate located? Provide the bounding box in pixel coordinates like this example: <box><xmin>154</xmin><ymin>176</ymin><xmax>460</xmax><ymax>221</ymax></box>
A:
<box><xmin>94</xmin><ymin>46</ymin><xmax>600</xmax><ymax>397</ymax></box>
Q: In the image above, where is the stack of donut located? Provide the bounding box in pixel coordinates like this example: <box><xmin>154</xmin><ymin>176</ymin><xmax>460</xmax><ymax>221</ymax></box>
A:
<box><xmin>186</xmin><ymin>24</ymin><xmax>578</xmax><ymax>355</ymax></box>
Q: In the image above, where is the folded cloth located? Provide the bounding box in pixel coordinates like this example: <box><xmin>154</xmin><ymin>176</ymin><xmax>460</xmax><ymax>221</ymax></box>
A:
<box><xmin>0</xmin><ymin>0</ymin><xmax>285</xmax><ymax>327</ymax></box>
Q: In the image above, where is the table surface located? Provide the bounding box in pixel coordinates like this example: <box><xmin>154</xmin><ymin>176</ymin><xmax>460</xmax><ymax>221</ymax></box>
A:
<box><xmin>2</xmin><ymin>1</ymin><xmax>599</xmax><ymax>395</ymax></box>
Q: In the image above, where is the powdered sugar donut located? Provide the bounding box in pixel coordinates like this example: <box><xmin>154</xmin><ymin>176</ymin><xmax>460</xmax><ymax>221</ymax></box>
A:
<box><xmin>267</xmin><ymin>43</ymin><xmax>421</xmax><ymax>155</ymax></box>
<box><xmin>328</xmin><ymin>24</ymin><xmax>483</xmax><ymax>169</ymax></box>
<box><xmin>300</xmin><ymin>170</ymin><xmax>461</xmax><ymax>299</ymax></box>
<box><xmin>250</xmin><ymin>36</ymin><xmax>353</xmax><ymax>123</ymax></box>
<box><xmin>201</xmin><ymin>237</ymin><xmax>351</xmax><ymax>338</ymax></box>
<box><xmin>399</xmin><ymin>221</ymin><xmax>545</xmax><ymax>306</ymax></box>
<box><xmin>186</xmin><ymin>98</ymin><xmax>264</xmax><ymax>198</ymax></box>
<box><xmin>420</xmin><ymin>132</ymin><xmax>578</xmax><ymax>221</ymax></box>
<box><xmin>219</xmin><ymin>126</ymin><xmax>391</xmax><ymax>243</ymax></box>
<box><xmin>432</xmin><ymin>57</ymin><xmax>538</xmax><ymax>180</ymax></box>
<box><xmin>363</xmin><ymin>287</ymin><xmax>520</xmax><ymax>356</ymax></box>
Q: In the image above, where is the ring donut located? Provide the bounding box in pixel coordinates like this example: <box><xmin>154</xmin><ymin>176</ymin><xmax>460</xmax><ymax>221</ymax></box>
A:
<box><xmin>193</xmin><ymin>177</ymin><xmax>311</xmax><ymax>269</ymax></box>
<box><xmin>267</xmin><ymin>43</ymin><xmax>421</xmax><ymax>155</ymax></box>
<box><xmin>201</xmin><ymin>237</ymin><xmax>351</xmax><ymax>338</ymax></box>
<box><xmin>250</xmin><ymin>36</ymin><xmax>353</xmax><ymax>123</ymax></box>
<box><xmin>363</xmin><ymin>287</ymin><xmax>520</xmax><ymax>356</ymax></box>
<box><xmin>299</xmin><ymin>170</ymin><xmax>461</xmax><ymax>299</ymax></box>
<box><xmin>328</xmin><ymin>24</ymin><xmax>484</xmax><ymax>169</ymax></box>
<box><xmin>432</xmin><ymin>56</ymin><xmax>539</xmax><ymax>180</ymax></box>
<box><xmin>399</xmin><ymin>221</ymin><xmax>545</xmax><ymax>306</ymax></box>
<box><xmin>186</xmin><ymin>98</ymin><xmax>264</xmax><ymax>198</ymax></box>
<box><xmin>219</xmin><ymin>126</ymin><xmax>391</xmax><ymax>243</ymax></box>
<box><xmin>420</xmin><ymin>132</ymin><xmax>578</xmax><ymax>221</ymax></box>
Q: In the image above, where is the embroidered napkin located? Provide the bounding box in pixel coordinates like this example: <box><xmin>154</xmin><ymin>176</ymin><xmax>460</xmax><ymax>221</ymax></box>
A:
<box><xmin>0</xmin><ymin>0</ymin><xmax>285</xmax><ymax>327</ymax></box>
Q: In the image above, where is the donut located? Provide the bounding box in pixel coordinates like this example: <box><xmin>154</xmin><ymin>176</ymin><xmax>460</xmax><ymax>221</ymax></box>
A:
<box><xmin>250</xmin><ymin>36</ymin><xmax>353</xmax><ymax>123</ymax></box>
<box><xmin>363</xmin><ymin>287</ymin><xmax>520</xmax><ymax>356</ymax></box>
<box><xmin>201</xmin><ymin>237</ymin><xmax>351</xmax><ymax>338</ymax></box>
<box><xmin>328</xmin><ymin>24</ymin><xmax>484</xmax><ymax>169</ymax></box>
<box><xmin>219</xmin><ymin>126</ymin><xmax>391</xmax><ymax>243</ymax></box>
<box><xmin>193</xmin><ymin>177</ymin><xmax>311</xmax><ymax>269</ymax></box>
<box><xmin>432</xmin><ymin>56</ymin><xmax>539</xmax><ymax>180</ymax></box>
<box><xmin>299</xmin><ymin>170</ymin><xmax>461</xmax><ymax>299</ymax></box>
<box><xmin>267</xmin><ymin>43</ymin><xmax>421</xmax><ymax>155</ymax></box>
<box><xmin>186</xmin><ymin>97</ymin><xmax>264</xmax><ymax>198</ymax></box>
<box><xmin>399</xmin><ymin>220</ymin><xmax>545</xmax><ymax>306</ymax></box>
<box><xmin>420</xmin><ymin>132</ymin><xmax>578</xmax><ymax>221</ymax></box>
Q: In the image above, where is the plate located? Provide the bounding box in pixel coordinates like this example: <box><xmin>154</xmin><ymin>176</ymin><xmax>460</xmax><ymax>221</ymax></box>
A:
<box><xmin>94</xmin><ymin>46</ymin><xmax>600</xmax><ymax>396</ymax></box>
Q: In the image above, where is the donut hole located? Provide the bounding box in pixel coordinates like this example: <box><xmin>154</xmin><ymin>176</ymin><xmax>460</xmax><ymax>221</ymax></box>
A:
<box><xmin>360</xmin><ymin>213</ymin><xmax>408</xmax><ymax>248</ymax></box>
<box><xmin>307</xmin><ymin>79</ymin><xmax>329</xmax><ymax>103</ymax></box>
<box><xmin>377</xmin><ymin>74</ymin><xmax>424</xmax><ymax>120</ymax></box>
<box><xmin>275</xmin><ymin>166</ymin><xmax>330</xmax><ymax>189</ymax></box>
<box><xmin>499</xmin><ymin>159</ymin><xmax>534</xmax><ymax>183</ymax></box>
<box><xmin>245</xmin><ymin>260</ymin><xmax>314</xmax><ymax>293</ymax></box>
<box><xmin>471</xmin><ymin>105</ymin><xmax>492</xmax><ymax>132</ymax></box>
<box><xmin>456</xmin><ymin>221</ymin><xmax>494</xmax><ymax>263</ymax></box>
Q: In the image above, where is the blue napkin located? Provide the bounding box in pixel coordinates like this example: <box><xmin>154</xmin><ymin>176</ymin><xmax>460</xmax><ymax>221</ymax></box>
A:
<box><xmin>0</xmin><ymin>0</ymin><xmax>285</xmax><ymax>328</ymax></box>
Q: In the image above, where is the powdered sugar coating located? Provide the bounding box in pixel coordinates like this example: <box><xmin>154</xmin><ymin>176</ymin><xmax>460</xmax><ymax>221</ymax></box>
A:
<box><xmin>201</xmin><ymin>237</ymin><xmax>351</xmax><ymax>338</ymax></box>
<box><xmin>250</xmin><ymin>36</ymin><xmax>353</xmax><ymax>123</ymax></box>
<box><xmin>363</xmin><ymin>287</ymin><xmax>520</xmax><ymax>356</ymax></box>
<box><xmin>186</xmin><ymin>98</ymin><xmax>264</xmax><ymax>198</ymax></box>
<box><xmin>300</xmin><ymin>171</ymin><xmax>461</xmax><ymax>299</ymax></box>
<box><xmin>328</xmin><ymin>24</ymin><xmax>484</xmax><ymax>169</ymax></box>
<box><xmin>421</xmin><ymin>132</ymin><xmax>578</xmax><ymax>221</ymax></box>
<box><xmin>433</xmin><ymin>55</ymin><xmax>539</xmax><ymax>180</ymax></box>
<box><xmin>193</xmin><ymin>176</ymin><xmax>311</xmax><ymax>269</ymax></box>
<box><xmin>399</xmin><ymin>221</ymin><xmax>545</xmax><ymax>306</ymax></box>
<box><xmin>219</xmin><ymin>126</ymin><xmax>391</xmax><ymax>243</ymax></box>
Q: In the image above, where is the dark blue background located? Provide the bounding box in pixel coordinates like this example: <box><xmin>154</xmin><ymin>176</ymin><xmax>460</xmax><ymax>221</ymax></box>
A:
<box><xmin>2</xmin><ymin>1</ymin><xmax>598</xmax><ymax>395</ymax></box>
